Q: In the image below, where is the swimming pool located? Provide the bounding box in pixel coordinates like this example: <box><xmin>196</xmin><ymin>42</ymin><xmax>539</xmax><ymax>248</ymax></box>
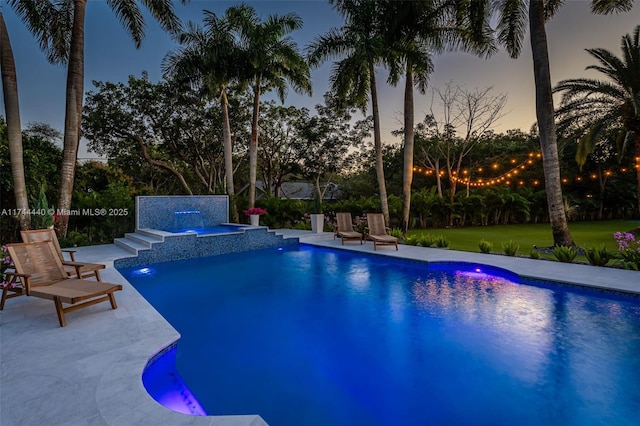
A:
<box><xmin>120</xmin><ymin>245</ymin><xmax>640</xmax><ymax>425</ymax></box>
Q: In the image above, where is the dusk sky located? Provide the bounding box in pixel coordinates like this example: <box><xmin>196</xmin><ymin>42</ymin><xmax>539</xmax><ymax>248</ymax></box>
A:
<box><xmin>2</xmin><ymin>0</ymin><xmax>639</xmax><ymax>159</ymax></box>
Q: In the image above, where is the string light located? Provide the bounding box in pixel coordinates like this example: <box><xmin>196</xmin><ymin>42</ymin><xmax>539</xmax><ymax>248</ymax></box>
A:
<box><xmin>412</xmin><ymin>152</ymin><xmax>635</xmax><ymax>188</ymax></box>
<box><xmin>413</xmin><ymin>152</ymin><xmax>543</xmax><ymax>187</ymax></box>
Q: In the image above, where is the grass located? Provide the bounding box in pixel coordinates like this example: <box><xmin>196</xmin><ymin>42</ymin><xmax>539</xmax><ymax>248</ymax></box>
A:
<box><xmin>405</xmin><ymin>220</ymin><xmax>638</xmax><ymax>260</ymax></box>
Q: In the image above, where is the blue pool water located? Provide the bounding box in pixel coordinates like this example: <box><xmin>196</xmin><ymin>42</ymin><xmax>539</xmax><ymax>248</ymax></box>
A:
<box><xmin>120</xmin><ymin>245</ymin><xmax>640</xmax><ymax>426</ymax></box>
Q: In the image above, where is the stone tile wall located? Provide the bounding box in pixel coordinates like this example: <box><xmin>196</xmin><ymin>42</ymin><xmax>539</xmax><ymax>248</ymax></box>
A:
<box><xmin>136</xmin><ymin>196</ymin><xmax>229</xmax><ymax>231</ymax></box>
<box><xmin>114</xmin><ymin>228</ymin><xmax>298</xmax><ymax>269</ymax></box>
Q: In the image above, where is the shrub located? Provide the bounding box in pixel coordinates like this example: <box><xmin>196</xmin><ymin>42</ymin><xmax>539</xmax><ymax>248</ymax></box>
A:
<box><xmin>1</xmin><ymin>245</ymin><xmax>14</xmax><ymax>288</ymax></box>
<box><xmin>389</xmin><ymin>228</ymin><xmax>403</xmax><ymax>240</ymax></box>
<box><xmin>418</xmin><ymin>233</ymin><xmax>436</xmax><ymax>247</ymax></box>
<box><xmin>58</xmin><ymin>230</ymin><xmax>91</xmax><ymax>248</ymax></box>
<box><xmin>478</xmin><ymin>239</ymin><xmax>492</xmax><ymax>253</ymax></box>
<box><xmin>502</xmin><ymin>240</ymin><xmax>519</xmax><ymax>256</ymax></box>
<box><xmin>434</xmin><ymin>235</ymin><xmax>449</xmax><ymax>248</ymax></box>
<box><xmin>584</xmin><ymin>245</ymin><xmax>612</xmax><ymax>267</ymax></box>
<box><xmin>552</xmin><ymin>245</ymin><xmax>578</xmax><ymax>263</ymax></box>
<box><xmin>613</xmin><ymin>232</ymin><xmax>640</xmax><ymax>270</ymax></box>
<box><xmin>404</xmin><ymin>235</ymin><xmax>420</xmax><ymax>246</ymax></box>
<box><xmin>529</xmin><ymin>249</ymin><xmax>540</xmax><ymax>259</ymax></box>
<box><xmin>30</xmin><ymin>185</ymin><xmax>54</xmax><ymax>229</ymax></box>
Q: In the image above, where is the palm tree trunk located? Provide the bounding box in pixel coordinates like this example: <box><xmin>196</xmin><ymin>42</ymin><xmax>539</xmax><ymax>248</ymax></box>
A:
<box><xmin>401</xmin><ymin>69</ymin><xmax>415</xmax><ymax>234</ymax></box>
<box><xmin>369</xmin><ymin>65</ymin><xmax>390</xmax><ymax>224</ymax></box>
<box><xmin>0</xmin><ymin>12</ymin><xmax>29</xmax><ymax>230</ymax></box>
<box><xmin>56</xmin><ymin>0</ymin><xmax>87</xmax><ymax>238</ymax></box>
<box><xmin>529</xmin><ymin>0</ymin><xmax>574</xmax><ymax>246</ymax></box>
<box><xmin>248</xmin><ymin>79</ymin><xmax>261</xmax><ymax>209</ymax></box>
<box><xmin>221</xmin><ymin>87</ymin><xmax>238</xmax><ymax>222</ymax></box>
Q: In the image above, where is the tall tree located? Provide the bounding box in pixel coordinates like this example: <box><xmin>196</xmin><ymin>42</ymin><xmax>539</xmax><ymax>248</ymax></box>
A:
<box><xmin>256</xmin><ymin>102</ymin><xmax>305</xmax><ymax>197</ymax></box>
<box><xmin>55</xmin><ymin>0</ymin><xmax>183</xmax><ymax>237</ymax></box>
<box><xmin>307</xmin><ymin>0</ymin><xmax>391</xmax><ymax>224</ymax></box>
<box><xmin>2</xmin><ymin>0</ymin><xmax>70</xmax><ymax>230</ymax></box>
<box><xmin>227</xmin><ymin>4</ymin><xmax>311</xmax><ymax>209</ymax></box>
<box><xmin>490</xmin><ymin>0</ymin><xmax>634</xmax><ymax>245</ymax></box>
<box><xmin>554</xmin><ymin>25</ymin><xmax>640</xmax><ymax>215</ymax></box>
<box><xmin>425</xmin><ymin>83</ymin><xmax>507</xmax><ymax>206</ymax></box>
<box><xmin>0</xmin><ymin>9</ymin><xmax>28</xmax><ymax>229</ymax></box>
<box><xmin>163</xmin><ymin>10</ymin><xmax>243</xmax><ymax>222</ymax></box>
<box><xmin>381</xmin><ymin>0</ymin><xmax>494</xmax><ymax>234</ymax></box>
<box><xmin>292</xmin><ymin>95</ymin><xmax>358</xmax><ymax>212</ymax></box>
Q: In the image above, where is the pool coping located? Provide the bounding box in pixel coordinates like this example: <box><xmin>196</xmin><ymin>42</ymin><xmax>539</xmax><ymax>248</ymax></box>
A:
<box><xmin>1</xmin><ymin>230</ymin><xmax>638</xmax><ymax>425</ymax></box>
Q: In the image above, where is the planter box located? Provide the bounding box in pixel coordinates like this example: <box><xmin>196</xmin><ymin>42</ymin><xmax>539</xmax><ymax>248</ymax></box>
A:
<box><xmin>310</xmin><ymin>214</ymin><xmax>324</xmax><ymax>233</ymax></box>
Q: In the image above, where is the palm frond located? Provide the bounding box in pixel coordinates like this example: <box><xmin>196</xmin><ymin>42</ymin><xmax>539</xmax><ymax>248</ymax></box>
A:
<box><xmin>106</xmin><ymin>0</ymin><xmax>145</xmax><ymax>48</ymax></box>
<box><xmin>590</xmin><ymin>0</ymin><xmax>634</xmax><ymax>14</ymax></box>
<box><xmin>141</xmin><ymin>0</ymin><xmax>183</xmax><ymax>34</ymax></box>
<box><xmin>492</xmin><ymin>0</ymin><xmax>527</xmax><ymax>58</ymax></box>
<box><xmin>9</xmin><ymin>0</ymin><xmax>72</xmax><ymax>64</ymax></box>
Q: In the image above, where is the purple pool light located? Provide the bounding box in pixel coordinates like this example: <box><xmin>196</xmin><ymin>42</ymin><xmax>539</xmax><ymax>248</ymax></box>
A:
<box><xmin>142</xmin><ymin>345</ymin><xmax>207</xmax><ymax>416</ymax></box>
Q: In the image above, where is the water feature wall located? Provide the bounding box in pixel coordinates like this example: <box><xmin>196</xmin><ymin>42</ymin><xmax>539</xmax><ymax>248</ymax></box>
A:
<box><xmin>117</xmin><ymin>195</ymin><xmax>298</xmax><ymax>269</ymax></box>
<box><xmin>136</xmin><ymin>196</ymin><xmax>228</xmax><ymax>231</ymax></box>
<box><xmin>173</xmin><ymin>210</ymin><xmax>205</xmax><ymax>230</ymax></box>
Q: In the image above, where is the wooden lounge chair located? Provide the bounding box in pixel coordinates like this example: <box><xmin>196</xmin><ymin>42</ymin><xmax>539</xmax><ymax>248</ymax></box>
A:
<box><xmin>21</xmin><ymin>228</ymin><xmax>105</xmax><ymax>281</ymax></box>
<box><xmin>3</xmin><ymin>241</ymin><xmax>122</xmax><ymax>327</ymax></box>
<box><xmin>334</xmin><ymin>212</ymin><xmax>363</xmax><ymax>245</ymax></box>
<box><xmin>365</xmin><ymin>213</ymin><xmax>398</xmax><ymax>251</ymax></box>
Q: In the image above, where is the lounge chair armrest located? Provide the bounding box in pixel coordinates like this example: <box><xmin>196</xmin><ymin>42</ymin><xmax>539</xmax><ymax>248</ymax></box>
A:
<box><xmin>62</xmin><ymin>261</ymin><xmax>103</xmax><ymax>278</ymax></box>
<box><xmin>61</xmin><ymin>249</ymin><xmax>76</xmax><ymax>261</ymax></box>
<box><xmin>4</xmin><ymin>271</ymin><xmax>30</xmax><ymax>279</ymax></box>
<box><xmin>62</xmin><ymin>260</ymin><xmax>106</xmax><ymax>269</ymax></box>
<box><xmin>62</xmin><ymin>260</ymin><xmax>88</xmax><ymax>267</ymax></box>
<box><xmin>4</xmin><ymin>271</ymin><xmax>31</xmax><ymax>294</ymax></box>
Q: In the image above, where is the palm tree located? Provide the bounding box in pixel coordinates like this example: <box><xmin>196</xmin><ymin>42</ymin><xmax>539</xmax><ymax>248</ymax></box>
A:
<box><xmin>307</xmin><ymin>0</ymin><xmax>391</xmax><ymax>224</ymax></box>
<box><xmin>163</xmin><ymin>12</ymin><xmax>242</xmax><ymax>222</ymax></box>
<box><xmin>555</xmin><ymin>25</ymin><xmax>640</xmax><ymax>215</ymax></box>
<box><xmin>490</xmin><ymin>0</ymin><xmax>634</xmax><ymax>246</ymax></box>
<box><xmin>2</xmin><ymin>0</ymin><xmax>70</xmax><ymax>230</ymax></box>
<box><xmin>226</xmin><ymin>4</ymin><xmax>311</xmax><ymax>209</ymax></box>
<box><xmin>0</xmin><ymin>10</ymin><xmax>29</xmax><ymax>229</ymax></box>
<box><xmin>381</xmin><ymin>0</ymin><xmax>494</xmax><ymax>234</ymax></box>
<box><xmin>55</xmin><ymin>0</ymin><xmax>183</xmax><ymax>237</ymax></box>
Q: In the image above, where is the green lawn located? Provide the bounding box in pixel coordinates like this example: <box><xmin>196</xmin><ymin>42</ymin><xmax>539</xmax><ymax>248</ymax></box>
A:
<box><xmin>405</xmin><ymin>220</ymin><xmax>638</xmax><ymax>257</ymax></box>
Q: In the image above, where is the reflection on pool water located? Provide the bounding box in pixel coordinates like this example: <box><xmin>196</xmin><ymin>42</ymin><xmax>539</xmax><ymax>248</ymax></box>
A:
<box><xmin>120</xmin><ymin>245</ymin><xmax>640</xmax><ymax>426</ymax></box>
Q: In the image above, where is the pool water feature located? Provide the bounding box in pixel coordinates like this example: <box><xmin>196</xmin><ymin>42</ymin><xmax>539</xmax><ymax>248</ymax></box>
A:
<box><xmin>168</xmin><ymin>225</ymin><xmax>250</xmax><ymax>235</ymax></box>
<box><xmin>173</xmin><ymin>210</ymin><xmax>205</xmax><ymax>230</ymax></box>
<box><xmin>120</xmin><ymin>245</ymin><xmax>640</xmax><ymax>426</ymax></box>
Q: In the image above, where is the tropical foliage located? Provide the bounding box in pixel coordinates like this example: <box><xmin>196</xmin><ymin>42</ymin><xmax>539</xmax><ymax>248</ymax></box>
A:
<box><xmin>555</xmin><ymin>25</ymin><xmax>640</xmax><ymax>215</ymax></box>
<box><xmin>0</xmin><ymin>2</ymin><xmax>638</xmax><ymax>249</ymax></box>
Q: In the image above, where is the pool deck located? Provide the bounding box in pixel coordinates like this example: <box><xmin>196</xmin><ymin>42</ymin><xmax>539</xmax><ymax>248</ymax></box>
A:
<box><xmin>1</xmin><ymin>230</ymin><xmax>638</xmax><ymax>425</ymax></box>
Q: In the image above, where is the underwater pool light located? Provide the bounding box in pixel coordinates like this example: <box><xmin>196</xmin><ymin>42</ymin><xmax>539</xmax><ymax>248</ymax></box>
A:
<box><xmin>132</xmin><ymin>266</ymin><xmax>156</xmax><ymax>277</ymax></box>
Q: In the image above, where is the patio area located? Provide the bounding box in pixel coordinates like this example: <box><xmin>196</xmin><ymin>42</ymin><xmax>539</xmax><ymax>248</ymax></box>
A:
<box><xmin>1</xmin><ymin>230</ymin><xmax>638</xmax><ymax>425</ymax></box>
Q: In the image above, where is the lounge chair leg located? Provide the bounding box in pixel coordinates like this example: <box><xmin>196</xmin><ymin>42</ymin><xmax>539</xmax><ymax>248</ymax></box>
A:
<box><xmin>0</xmin><ymin>285</ymin><xmax>8</xmax><ymax>310</ymax></box>
<box><xmin>108</xmin><ymin>293</ymin><xmax>118</xmax><ymax>310</ymax></box>
<box><xmin>94</xmin><ymin>270</ymin><xmax>102</xmax><ymax>282</ymax></box>
<box><xmin>54</xmin><ymin>297</ymin><xmax>67</xmax><ymax>327</ymax></box>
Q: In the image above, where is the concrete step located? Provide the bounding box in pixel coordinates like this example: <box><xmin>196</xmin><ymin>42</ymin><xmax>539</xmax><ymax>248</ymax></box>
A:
<box><xmin>123</xmin><ymin>232</ymin><xmax>161</xmax><ymax>248</ymax></box>
<box><xmin>135</xmin><ymin>228</ymin><xmax>170</xmax><ymax>240</ymax></box>
<box><xmin>114</xmin><ymin>237</ymin><xmax>150</xmax><ymax>255</ymax></box>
